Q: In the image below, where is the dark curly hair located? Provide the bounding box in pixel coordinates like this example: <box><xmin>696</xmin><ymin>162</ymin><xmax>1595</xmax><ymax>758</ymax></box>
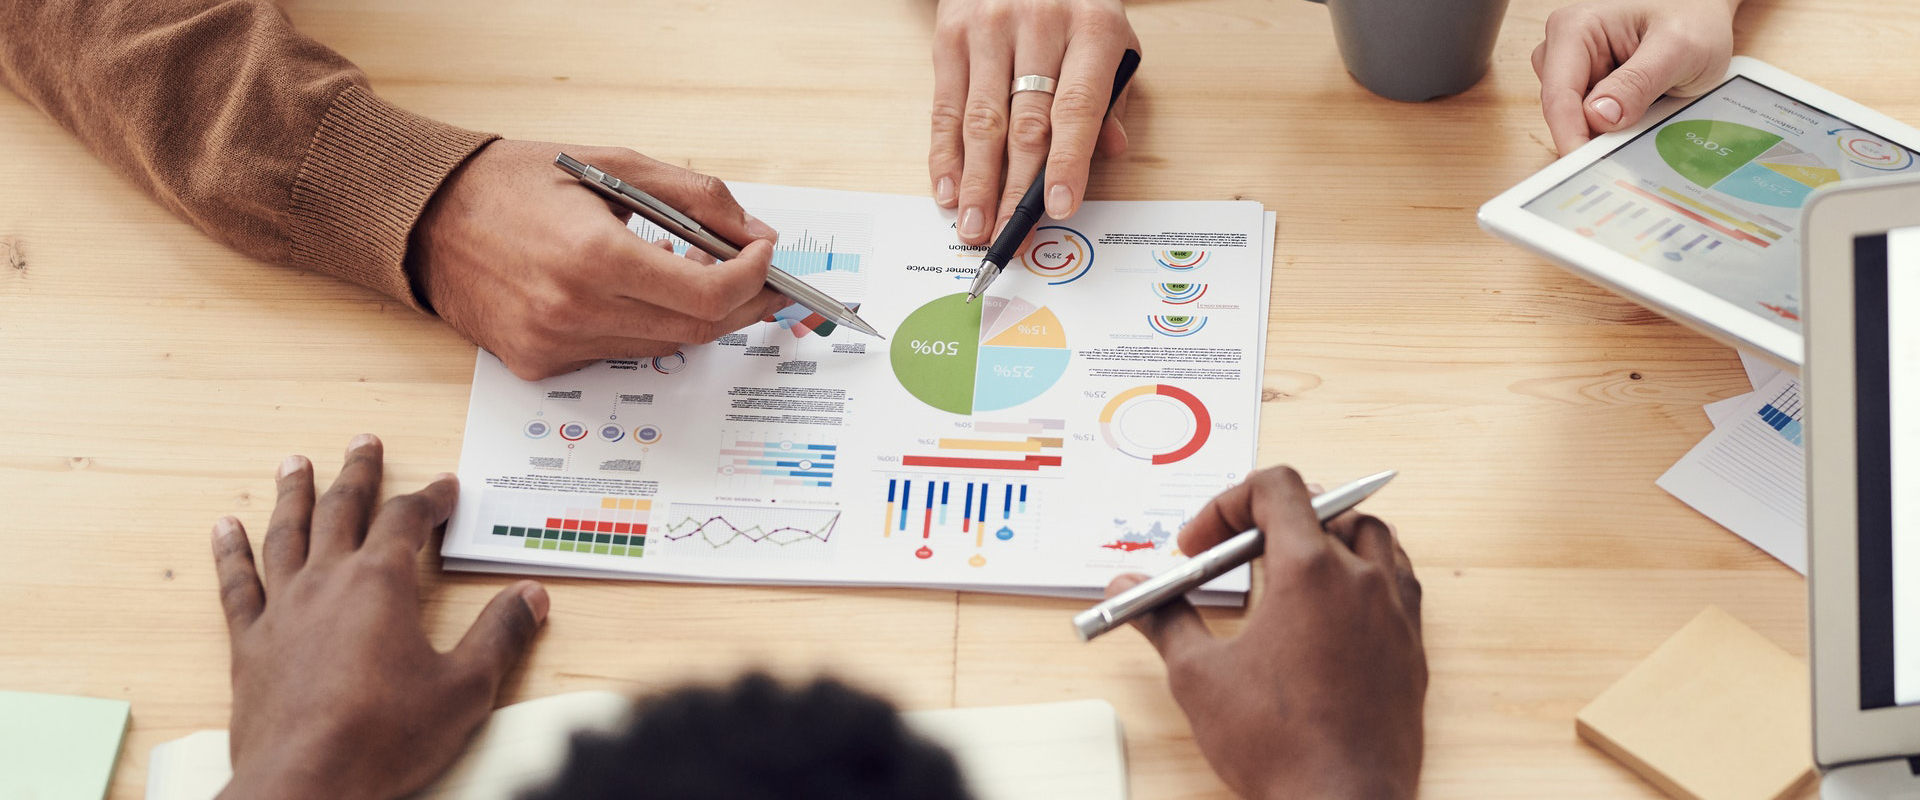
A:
<box><xmin>520</xmin><ymin>673</ymin><xmax>974</xmax><ymax>800</ymax></box>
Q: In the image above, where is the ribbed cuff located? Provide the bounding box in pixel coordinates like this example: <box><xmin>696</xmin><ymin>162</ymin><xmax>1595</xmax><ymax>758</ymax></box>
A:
<box><xmin>286</xmin><ymin>85</ymin><xmax>496</xmax><ymax>312</ymax></box>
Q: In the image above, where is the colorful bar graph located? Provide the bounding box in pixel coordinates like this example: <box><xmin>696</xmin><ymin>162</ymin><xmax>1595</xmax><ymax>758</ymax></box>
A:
<box><xmin>880</xmin><ymin>479</ymin><xmax>1032</xmax><ymax>547</ymax></box>
<box><xmin>901</xmin><ymin>454</ymin><xmax>1062</xmax><ymax>471</ymax></box>
<box><xmin>719</xmin><ymin>438</ymin><xmax>836</xmax><ymax>488</ymax></box>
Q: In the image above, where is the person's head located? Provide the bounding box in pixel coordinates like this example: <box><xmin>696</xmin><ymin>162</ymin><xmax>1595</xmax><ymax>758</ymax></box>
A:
<box><xmin>522</xmin><ymin>673</ymin><xmax>973</xmax><ymax>800</ymax></box>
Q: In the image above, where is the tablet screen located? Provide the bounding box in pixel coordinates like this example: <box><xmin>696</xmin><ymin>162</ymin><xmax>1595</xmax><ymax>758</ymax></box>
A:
<box><xmin>1855</xmin><ymin>226</ymin><xmax>1920</xmax><ymax>710</ymax></box>
<box><xmin>1524</xmin><ymin>77</ymin><xmax>1920</xmax><ymax>333</ymax></box>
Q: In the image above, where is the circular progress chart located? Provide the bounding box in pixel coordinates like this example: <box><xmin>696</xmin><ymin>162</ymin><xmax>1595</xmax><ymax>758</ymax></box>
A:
<box><xmin>1099</xmin><ymin>384</ymin><xmax>1211</xmax><ymax>464</ymax></box>
<box><xmin>891</xmin><ymin>293</ymin><xmax>1070</xmax><ymax>415</ymax></box>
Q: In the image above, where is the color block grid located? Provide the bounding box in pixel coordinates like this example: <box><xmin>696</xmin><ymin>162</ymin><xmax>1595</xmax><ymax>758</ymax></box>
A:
<box><xmin>484</xmin><ymin>492</ymin><xmax>653</xmax><ymax>557</ymax></box>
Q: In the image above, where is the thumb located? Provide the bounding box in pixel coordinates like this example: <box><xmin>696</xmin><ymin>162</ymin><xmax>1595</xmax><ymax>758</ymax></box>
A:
<box><xmin>1582</xmin><ymin>36</ymin><xmax>1700</xmax><ymax>134</ymax></box>
<box><xmin>452</xmin><ymin>581</ymin><xmax>548</xmax><ymax>684</ymax></box>
<box><xmin>1105</xmin><ymin>574</ymin><xmax>1213</xmax><ymax>661</ymax></box>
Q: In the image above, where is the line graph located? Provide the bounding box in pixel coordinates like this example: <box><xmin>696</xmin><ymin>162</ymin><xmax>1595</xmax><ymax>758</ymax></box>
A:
<box><xmin>656</xmin><ymin>503</ymin><xmax>840</xmax><ymax>558</ymax></box>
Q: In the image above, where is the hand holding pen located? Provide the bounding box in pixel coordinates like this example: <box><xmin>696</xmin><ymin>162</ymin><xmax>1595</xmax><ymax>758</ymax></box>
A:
<box><xmin>556</xmin><ymin>155</ymin><xmax>882</xmax><ymax>338</ymax></box>
<box><xmin>967</xmin><ymin>48</ymin><xmax>1141</xmax><ymax>302</ymax></box>
<box><xmin>412</xmin><ymin>141</ymin><xmax>793</xmax><ymax>381</ymax></box>
<box><xmin>1094</xmin><ymin>466</ymin><xmax>1427</xmax><ymax>800</ymax></box>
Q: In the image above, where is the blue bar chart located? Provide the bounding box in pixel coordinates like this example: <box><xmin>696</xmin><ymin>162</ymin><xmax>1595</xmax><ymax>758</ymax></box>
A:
<box><xmin>718</xmin><ymin>434</ymin><xmax>837</xmax><ymax>488</ymax></box>
<box><xmin>1757</xmin><ymin>384</ymin><xmax>1803</xmax><ymax>446</ymax></box>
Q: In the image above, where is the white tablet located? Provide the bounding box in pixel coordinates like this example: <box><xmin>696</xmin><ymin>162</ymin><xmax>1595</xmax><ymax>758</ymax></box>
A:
<box><xmin>1479</xmin><ymin>57</ymin><xmax>1920</xmax><ymax>369</ymax></box>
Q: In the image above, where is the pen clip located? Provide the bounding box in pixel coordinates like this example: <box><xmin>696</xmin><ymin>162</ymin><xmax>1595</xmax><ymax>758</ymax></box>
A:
<box><xmin>555</xmin><ymin>153</ymin><xmax>708</xmax><ymax>236</ymax></box>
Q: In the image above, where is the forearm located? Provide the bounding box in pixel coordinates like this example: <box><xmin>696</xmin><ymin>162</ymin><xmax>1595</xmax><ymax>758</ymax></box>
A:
<box><xmin>0</xmin><ymin>0</ymin><xmax>495</xmax><ymax>308</ymax></box>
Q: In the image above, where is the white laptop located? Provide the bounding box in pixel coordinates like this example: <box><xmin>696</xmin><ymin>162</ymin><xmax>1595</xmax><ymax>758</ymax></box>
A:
<box><xmin>1803</xmin><ymin>176</ymin><xmax>1920</xmax><ymax>797</ymax></box>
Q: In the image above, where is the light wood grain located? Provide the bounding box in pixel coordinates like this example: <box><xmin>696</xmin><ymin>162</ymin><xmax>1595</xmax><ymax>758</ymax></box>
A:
<box><xmin>3</xmin><ymin>0</ymin><xmax>1903</xmax><ymax>796</ymax></box>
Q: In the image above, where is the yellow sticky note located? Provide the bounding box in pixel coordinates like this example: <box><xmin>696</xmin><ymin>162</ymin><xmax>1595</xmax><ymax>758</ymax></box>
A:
<box><xmin>1577</xmin><ymin>606</ymin><xmax>1815</xmax><ymax>800</ymax></box>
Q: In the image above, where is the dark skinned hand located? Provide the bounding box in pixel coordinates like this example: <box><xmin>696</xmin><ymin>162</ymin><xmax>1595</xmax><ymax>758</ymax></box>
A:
<box><xmin>211</xmin><ymin>435</ymin><xmax>549</xmax><ymax>800</ymax></box>
<box><xmin>1106</xmin><ymin>466</ymin><xmax>1427</xmax><ymax>800</ymax></box>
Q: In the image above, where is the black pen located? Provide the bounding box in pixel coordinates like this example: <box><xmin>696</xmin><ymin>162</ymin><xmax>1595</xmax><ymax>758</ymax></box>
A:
<box><xmin>965</xmin><ymin>49</ymin><xmax>1141</xmax><ymax>303</ymax></box>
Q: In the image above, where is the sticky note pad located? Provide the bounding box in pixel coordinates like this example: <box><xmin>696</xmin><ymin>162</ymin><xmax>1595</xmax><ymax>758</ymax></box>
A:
<box><xmin>0</xmin><ymin>690</ymin><xmax>132</xmax><ymax>800</ymax></box>
<box><xmin>1576</xmin><ymin>606</ymin><xmax>1815</xmax><ymax>800</ymax></box>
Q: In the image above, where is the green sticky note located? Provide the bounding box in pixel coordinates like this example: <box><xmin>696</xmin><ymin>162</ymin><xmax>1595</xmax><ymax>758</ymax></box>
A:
<box><xmin>0</xmin><ymin>690</ymin><xmax>131</xmax><ymax>799</ymax></box>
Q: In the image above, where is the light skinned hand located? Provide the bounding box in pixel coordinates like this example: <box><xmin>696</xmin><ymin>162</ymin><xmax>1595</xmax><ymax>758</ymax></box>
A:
<box><xmin>1533</xmin><ymin>0</ymin><xmax>1741</xmax><ymax>155</ymax></box>
<box><xmin>212</xmin><ymin>435</ymin><xmax>550</xmax><ymax>800</ymax></box>
<box><xmin>1105</xmin><ymin>467</ymin><xmax>1426</xmax><ymax>800</ymax></box>
<box><xmin>410</xmin><ymin>140</ymin><xmax>789</xmax><ymax>380</ymax></box>
<box><xmin>930</xmin><ymin>0</ymin><xmax>1138</xmax><ymax>245</ymax></box>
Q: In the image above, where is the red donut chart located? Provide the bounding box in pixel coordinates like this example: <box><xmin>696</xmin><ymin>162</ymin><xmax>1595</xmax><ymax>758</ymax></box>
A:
<box><xmin>1098</xmin><ymin>384</ymin><xmax>1211</xmax><ymax>465</ymax></box>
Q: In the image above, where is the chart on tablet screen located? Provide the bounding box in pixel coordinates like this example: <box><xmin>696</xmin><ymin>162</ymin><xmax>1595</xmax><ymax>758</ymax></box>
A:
<box><xmin>1523</xmin><ymin>77</ymin><xmax>1920</xmax><ymax>331</ymax></box>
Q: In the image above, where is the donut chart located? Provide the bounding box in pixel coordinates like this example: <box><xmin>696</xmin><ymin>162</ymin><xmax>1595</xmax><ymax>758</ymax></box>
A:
<box><xmin>1099</xmin><ymin>384</ymin><xmax>1211</xmax><ymax>464</ymax></box>
<box><xmin>1019</xmin><ymin>226</ymin><xmax>1094</xmax><ymax>285</ymax></box>
<box><xmin>651</xmin><ymin>351</ymin><xmax>687</xmax><ymax>374</ymax></box>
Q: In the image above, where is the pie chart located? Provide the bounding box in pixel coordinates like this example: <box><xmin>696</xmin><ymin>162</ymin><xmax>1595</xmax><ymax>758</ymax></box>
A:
<box><xmin>890</xmin><ymin>293</ymin><xmax>1070</xmax><ymax>415</ymax></box>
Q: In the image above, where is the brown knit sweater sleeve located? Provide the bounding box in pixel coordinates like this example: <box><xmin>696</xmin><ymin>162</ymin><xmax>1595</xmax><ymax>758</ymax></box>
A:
<box><xmin>0</xmin><ymin>0</ymin><xmax>498</xmax><ymax>310</ymax></box>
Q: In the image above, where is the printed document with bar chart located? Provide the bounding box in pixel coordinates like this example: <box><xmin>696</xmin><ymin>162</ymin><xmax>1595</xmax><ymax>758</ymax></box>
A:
<box><xmin>441</xmin><ymin>183</ymin><xmax>1272</xmax><ymax>600</ymax></box>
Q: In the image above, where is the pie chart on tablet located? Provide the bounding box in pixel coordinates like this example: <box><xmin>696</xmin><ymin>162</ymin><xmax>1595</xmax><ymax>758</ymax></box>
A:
<box><xmin>890</xmin><ymin>293</ymin><xmax>1070</xmax><ymax>415</ymax></box>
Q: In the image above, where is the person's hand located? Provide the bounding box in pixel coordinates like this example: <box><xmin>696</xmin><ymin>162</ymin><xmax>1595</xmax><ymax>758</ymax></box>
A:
<box><xmin>1533</xmin><ymin>0</ymin><xmax>1740</xmax><ymax>155</ymax></box>
<box><xmin>1106</xmin><ymin>467</ymin><xmax>1426</xmax><ymax>800</ymax></box>
<box><xmin>410</xmin><ymin>140</ymin><xmax>789</xmax><ymax>380</ymax></box>
<box><xmin>211</xmin><ymin>435</ymin><xmax>550</xmax><ymax>800</ymax></box>
<box><xmin>930</xmin><ymin>0</ymin><xmax>1138</xmax><ymax>245</ymax></box>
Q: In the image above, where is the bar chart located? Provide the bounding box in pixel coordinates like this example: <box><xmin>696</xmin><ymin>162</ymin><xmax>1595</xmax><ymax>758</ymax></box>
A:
<box><xmin>717</xmin><ymin>432</ymin><xmax>838</xmax><ymax>489</ymax></box>
<box><xmin>882</xmin><ymin>477</ymin><xmax>1037</xmax><ymax>563</ymax></box>
<box><xmin>1757</xmin><ymin>383</ymin><xmax>1804</xmax><ymax>446</ymax></box>
<box><xmin>900</xmin><ymin>418</ymin><xmax>1065</xmax><ymax>472</ymax></box>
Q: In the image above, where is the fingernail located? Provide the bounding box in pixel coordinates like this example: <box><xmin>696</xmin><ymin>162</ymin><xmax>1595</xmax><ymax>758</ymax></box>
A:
<box><xmin>1591</xmin><ymin>96</ymin><xmax>1623</xmax><ymax>126</ymax></box>
<box><xmin>348</xmin><ymin>433</ymin><xmax>378</xmax><ymax>452</ymax></box>
<box><xmin>1046</xmin><ymin>184</ymin><xmax>1073</xmax><ymax>219</ymax></box>
<box><xmin>1307</xmin><ymin>482</ymin><xmax>1325</xmax><ymax>494</ymax></box>
<box><xmin>277</xmin><ymin>454</ymin><xmax>307</xmax><ymax>479</ymax></box>
<box><xmin>434</xmin><ymin>471</ymin><xmax>458</xmax><ymax>483</ymax></box>
<box><xmin>213</xmin><ymin>516</ymin><xmax>240</xmax><ymax>541</ymax></box>
<box><xmin>935</xmin><ymin>176</ymin><xmax>956</xmax><ymax>206</ymax></box>
<box><xmin>744</xmin><ymin>214</ymin><xmax>778</xmax><ymax>243</ymax></box>
<box><xmin>519</xmin><ymin>583</ymin><xmax>550</xmax><ymax>624</ymax></box>
<box><xmin>959</xmin><ymin>207</ymin><xmax>985</xmax><ymax>239</ymax></box>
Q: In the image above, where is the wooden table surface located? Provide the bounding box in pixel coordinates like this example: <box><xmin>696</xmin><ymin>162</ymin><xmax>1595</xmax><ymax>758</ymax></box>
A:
<box><xmin>5</xmin><ymin>0</ymin><xmax>1910</xmax><ymax>796</ymax></box>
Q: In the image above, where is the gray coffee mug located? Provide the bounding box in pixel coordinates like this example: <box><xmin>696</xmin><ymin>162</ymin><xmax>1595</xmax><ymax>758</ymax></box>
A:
<box><xmin>1304</xmin><ymin>0</ymin><xmax>1510</xmax><ymax>102</ymax></box>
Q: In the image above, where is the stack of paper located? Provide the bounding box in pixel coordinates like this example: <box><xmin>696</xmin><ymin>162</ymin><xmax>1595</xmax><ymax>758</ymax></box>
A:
<box><xmin>443</xmin><ymin>183</ymin><xmax>1275</xmax><ymax>603</ymax></box>
<box><xmin>1658</xmin><ymin>351</ymin><xmax>1806</xmax><ymax>571</ymax></box>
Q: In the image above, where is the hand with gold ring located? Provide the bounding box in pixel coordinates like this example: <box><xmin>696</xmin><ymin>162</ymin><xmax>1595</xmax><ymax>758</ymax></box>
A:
<box><xmin>929</xmin><ymin>0</ymin><xmax>1140</xmax><ymax>246</ymax></box>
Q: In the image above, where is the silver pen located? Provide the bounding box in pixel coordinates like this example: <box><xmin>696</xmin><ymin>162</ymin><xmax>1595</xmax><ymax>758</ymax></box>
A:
<box><xmin>553</xmin><ymin>153</ymin><xmax>883</xmax><ymax>339</ymax></box>
<box><xmin>1071</xmin><ymin>470</ymin><xmax>1398</xmax><ymax>642</ymax></box>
